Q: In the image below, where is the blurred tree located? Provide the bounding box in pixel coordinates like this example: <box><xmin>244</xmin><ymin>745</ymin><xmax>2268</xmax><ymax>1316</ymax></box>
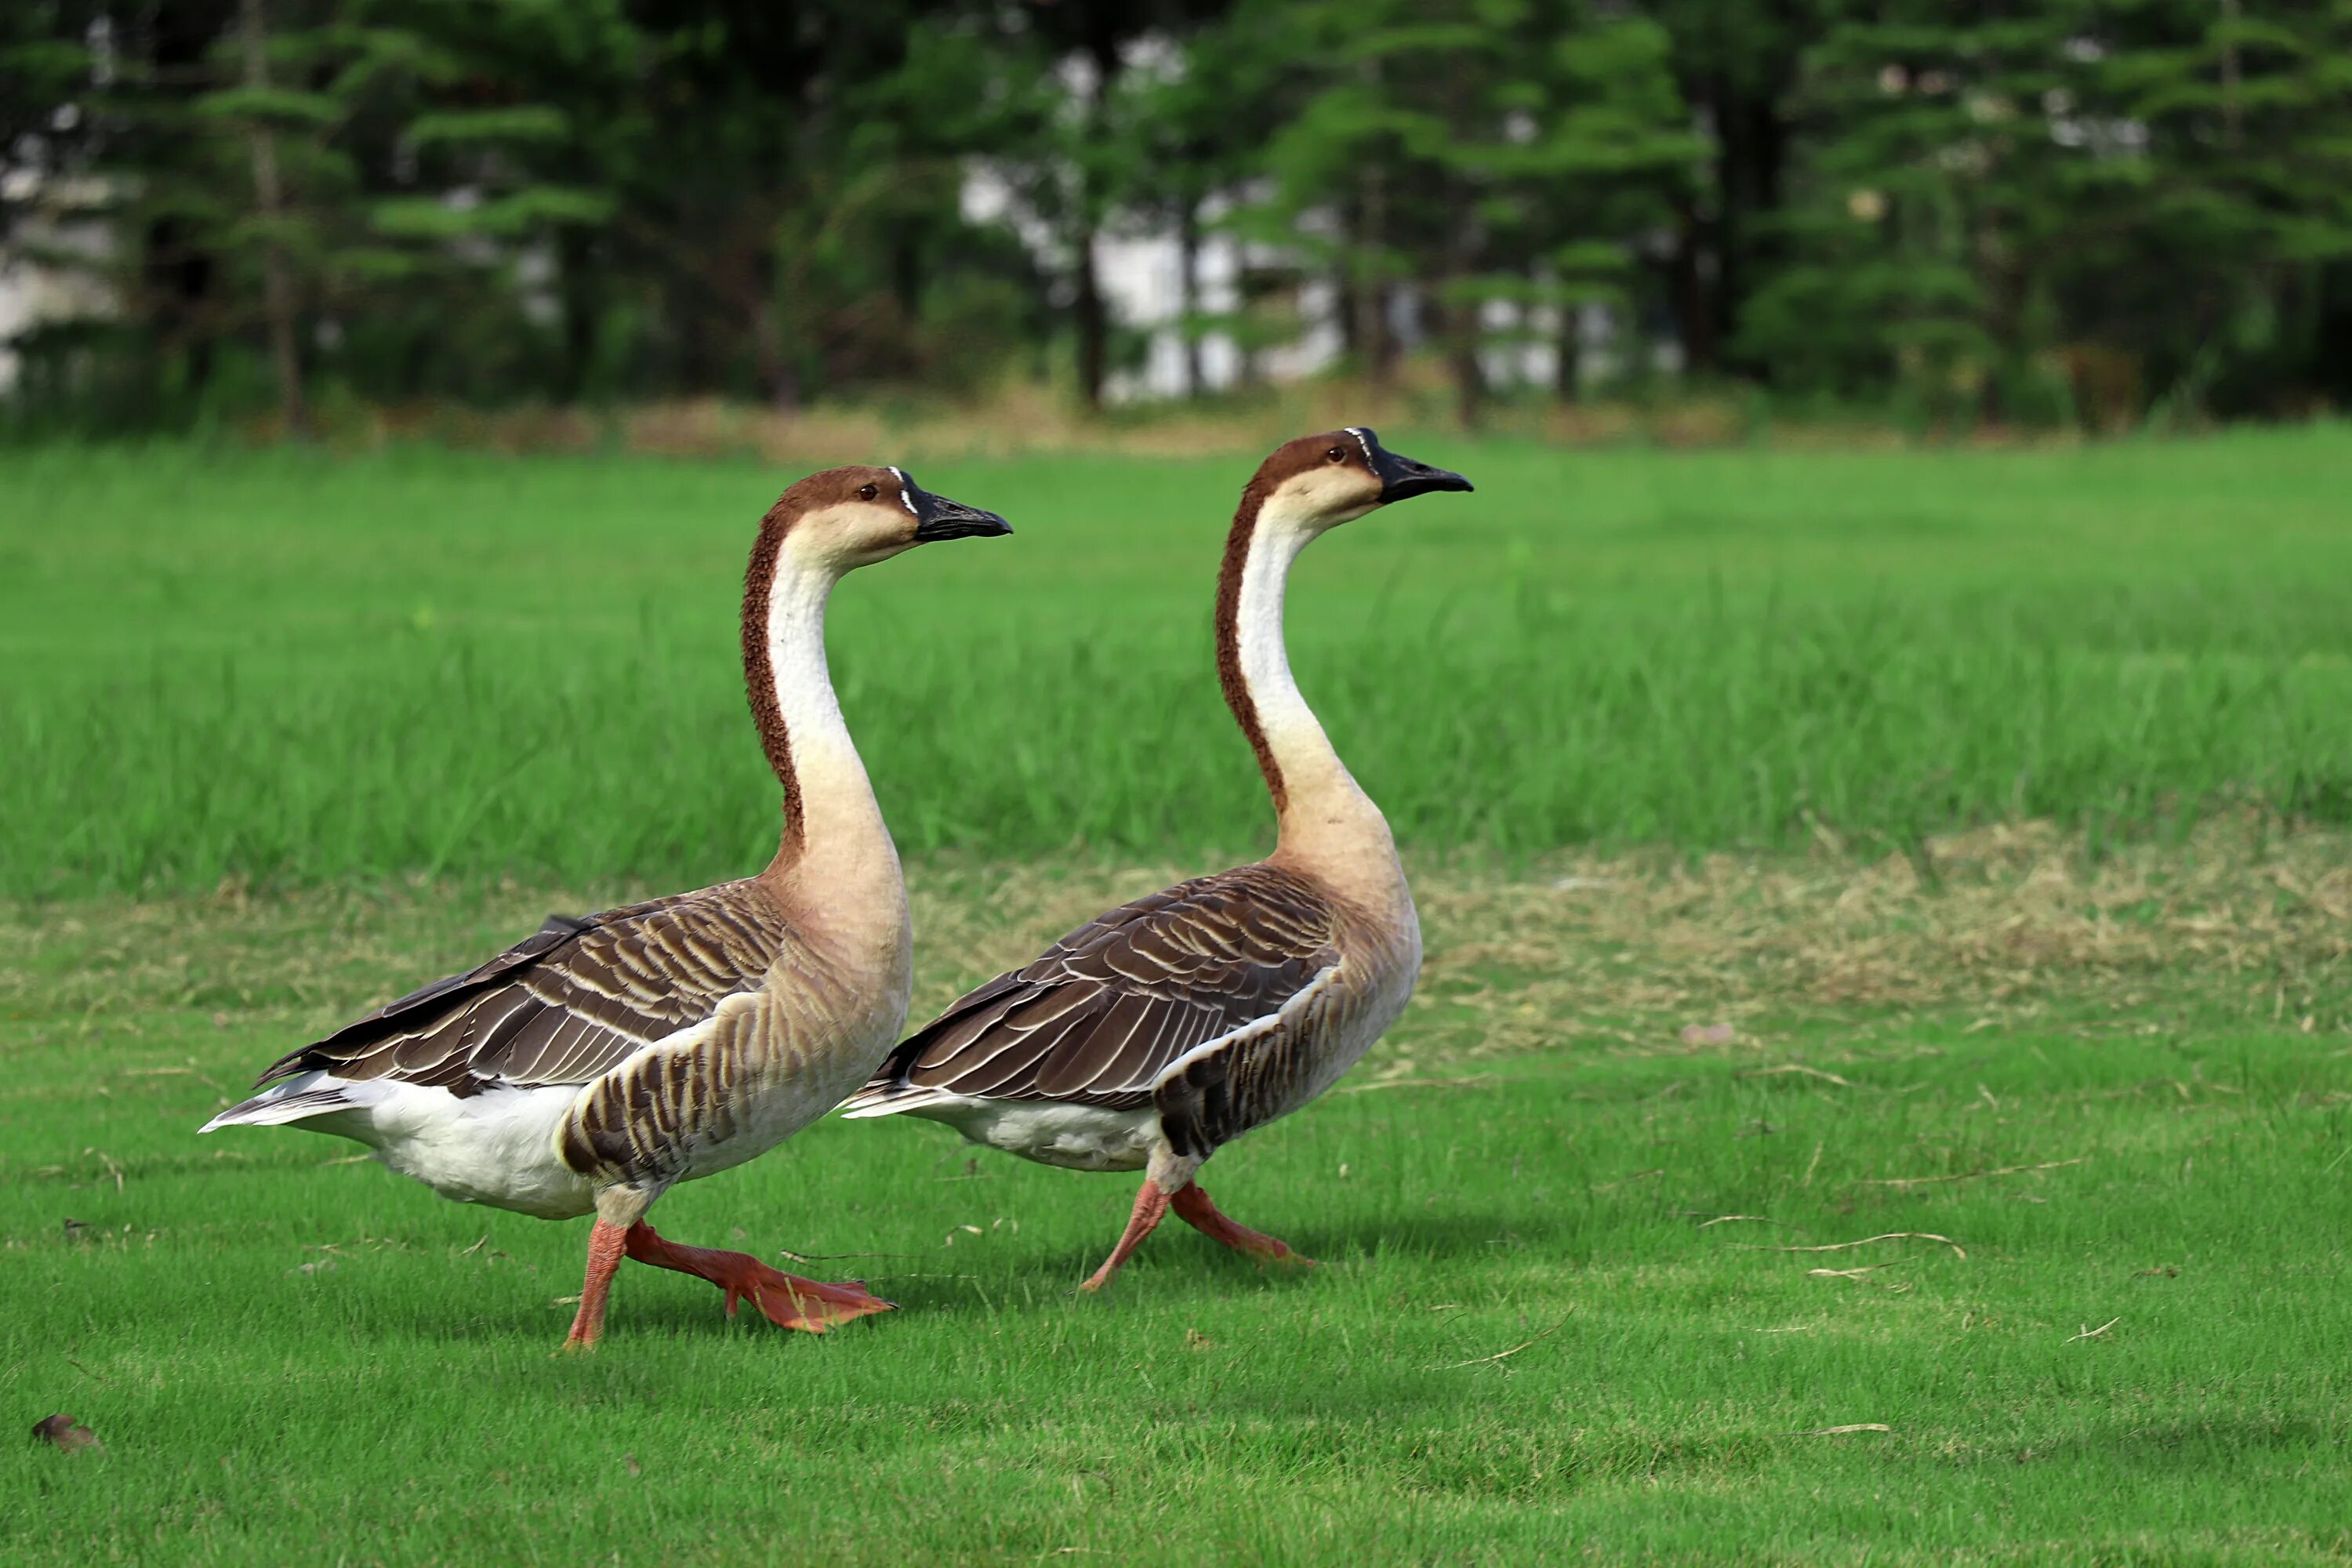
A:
<box><xmin>5</xmin><ymin>0</ymin><xmax>2349</xmax><ymax>429</ymax></box>
<box><xmin>1739</xmin><ymin>1</ymin><xmax>2352</xmax><ymax>426</ymax></box>
<box><xmin>2085</xmin><ymin>0</ymin><xmax>2352</xmax><ymax>419</ymax></box>
<box><xmin>1250</xmin><ymin>0</ymin><xmax>1696</xmax><ymax>423</ymax></box>
<box><xmin>16</xmin><ymin>0</ymin><xmax>613</xmax><ymax>427</ymax></box>
<box><xmin>372</xmin><ymin>0</ymin><xmax>640</xmax><ymax>403</ymax></box>
<box><xmin>1646</xmin><ymin>0</ymin><xmax>1814</xmax><ymax>378</ymax></box>
<box><xmin>1004</xmin><ymin>0</ymin><xmax>1234</xmax><ymax>411</ymax></box>
<box><xmin>103</xmin><ymin>0</ymin><xmax>453</xmax><ymax>435</ymax></box>
<box><xmin>1105</xmin><ymin>3</ymin><xmax>1294</xmax><ymax>396</ymax></box>
<box><xmin>541</xmin><ymin>0</ymin><xmax>1045</xmax><ymax>408</ymax></box>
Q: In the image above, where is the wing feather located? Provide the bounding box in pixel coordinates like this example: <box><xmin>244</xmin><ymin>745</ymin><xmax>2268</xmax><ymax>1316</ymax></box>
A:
<box><xmin>255</xmin><ymin>881</ymin><xmax>789</xmax><ymax>1095</ymax></box>
<box><xmin>858</xmin><ymin>863</ymin><xmax>1338</xmax><ymax>1110</ymax></box>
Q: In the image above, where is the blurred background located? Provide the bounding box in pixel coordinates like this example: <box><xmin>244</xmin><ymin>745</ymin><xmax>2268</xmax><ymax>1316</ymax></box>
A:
<box><xmin>5</xmin><ymin>0</ymin><xmax>2350</xmax><ymax>440</ymax></box>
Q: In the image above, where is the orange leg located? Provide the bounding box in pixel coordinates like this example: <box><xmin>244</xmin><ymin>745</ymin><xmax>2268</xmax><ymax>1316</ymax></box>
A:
<box><xmin>1078</xmin><ymin>1178</ymin><xmax>1171</xmax><ymax>1293</ymax></box>
<box><xmin>562</xmin><ymin>1218</ymin><xmax>630</xmax><ymax>1350</ymax></box>
<box><xmin>622</xmin><ymin>1222</ymin><xmax>895</xmax><ymax>1333</ymax></box>
<box><xmin>1171</xmin><ymin>1183</ymin><xmax>1315</xmax><ymax>1268</ymax></box>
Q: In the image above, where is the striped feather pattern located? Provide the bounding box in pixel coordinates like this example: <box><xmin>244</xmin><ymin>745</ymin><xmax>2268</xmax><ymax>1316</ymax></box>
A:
<box><xmin>1153</xmin><ymin>944</ymin><xmax>1402</xmax><ymax>1159</ymax></box>
<box><xmin>859</xmin><ymin>862</ymin><xmax>1341</xmax><ymax>1121</ymax></box>
<box><xmin>561</xmin><ymin>938</ymin><xmax>892</xmax><ymax>1187</ymax></box>
<box><xmin>257</xmin><ymin>880</ymin><xmax>792</xmax><ymax>1096</ymax></box>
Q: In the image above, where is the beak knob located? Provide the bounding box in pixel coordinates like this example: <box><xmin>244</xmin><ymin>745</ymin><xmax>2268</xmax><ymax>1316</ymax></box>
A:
<box><xmin>903</xmin><ymin>475</ymin><xmax>1013</xmax><ymax>542</ymax></box>
<box><xmin>1352</xmin><ymin>427</ymin><xmax>1474</xmax><ymax>503</ymax></box>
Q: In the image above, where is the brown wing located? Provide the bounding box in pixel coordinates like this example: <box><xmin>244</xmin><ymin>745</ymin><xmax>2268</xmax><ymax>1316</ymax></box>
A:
<box><xmin>256</xmin><ymin>880</ymin><xmax>789</xmax><ymax>1094</ymax></box>
<box><xmin>859</xmin><ymin>863</ymin><xmax>1338</xmax><ymax>1111</ymax></box>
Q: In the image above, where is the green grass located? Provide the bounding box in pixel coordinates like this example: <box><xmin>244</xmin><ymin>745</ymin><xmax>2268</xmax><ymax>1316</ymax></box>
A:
<box><xmin>3</xmin><ymin>876</ymin><xmax>2347</xmax><ymax>1565</ymax></box>
<box><xmin>6</xmin><ymin>426</ymin><xmax>2352</xmax><ymax>896</ymax></box>
<box><xmin>6</xmin><ymin>430</ymin><xmax>2350</xmax><ymax>1561</ymax></box>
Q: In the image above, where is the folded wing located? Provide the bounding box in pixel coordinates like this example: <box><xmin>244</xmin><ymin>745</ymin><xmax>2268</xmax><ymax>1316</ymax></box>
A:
<box><xmin>256</xmin><ymin>881</ymin><xmax>789</xmax><ymax>1095</ymax></box>
<box><xmin>857</xmin><ymin>863</ymin><xmax>1339</xmax><ymax>1110</ymax></box>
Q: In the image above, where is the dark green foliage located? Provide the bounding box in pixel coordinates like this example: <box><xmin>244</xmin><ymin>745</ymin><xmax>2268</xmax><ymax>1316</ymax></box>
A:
<box><xmin>1241</xmin><ymin>0</ymin><xmax>1702</xmax><ymax>418</ymax></box>
<box><xmin>1739</xmin><ymin>1</ymin><xmax>2352</xmax><ymax>424</ymax></box>
<box><xmin>2</xmin><ymin>0</ymin><xmax>2348</xmax><ymax>428</ymax></box>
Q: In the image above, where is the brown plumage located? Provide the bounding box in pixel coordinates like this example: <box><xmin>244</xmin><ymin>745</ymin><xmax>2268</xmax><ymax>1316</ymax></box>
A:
<box><xmin>201</xmin><ymin>463</ymin><xmax>1011</xmax><ymax>1348</ymax></box>
<box><xmin>254</xmin><ymin>882</ymin><xmax>789</xmax><ymax>1106</ymax></box>
<box><xmin>846</xmin><ymin>427</ymin><xmax>1472</xmax><ymax>1291</ymax></box>
<box><xmin>879</xmin><ymin>862</ymin><xmax>1339</xmax><ymax>1134</ymax></box>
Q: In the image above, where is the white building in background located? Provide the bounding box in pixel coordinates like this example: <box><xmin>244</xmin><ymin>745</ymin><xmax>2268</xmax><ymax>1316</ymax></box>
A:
<box><xmin>0</xmin><ymin>171</ymin><xmax>115</xmax><ymax>394</ymax></box>
<box><xmin>3</xmin><ymin>154</ymin><xmax>1651</xmax><ymax>403</ymax></box>
<box><xmin>1087</xmin><ymin>209</ymin><xmax>1640</xmax><ymax>401</ymax></box>
<box><xmin>976</xmin><ymin>169</ymin><xmax>1647</xmax><ymax>405</ymax></box>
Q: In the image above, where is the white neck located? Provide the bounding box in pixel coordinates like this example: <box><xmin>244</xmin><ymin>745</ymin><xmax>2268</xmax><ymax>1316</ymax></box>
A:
<box><xmin>762</xmin><ymin>550</ymin><xmax>902</xmax><ymax>906</ymax></box>
<box><xmin>1235</xmin><ymin>505</ymin><xmax>1396</xmax><ymax>875</ymax></box>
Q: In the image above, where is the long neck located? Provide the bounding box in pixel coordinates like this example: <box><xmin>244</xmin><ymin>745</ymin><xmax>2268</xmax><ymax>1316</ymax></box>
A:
<box><xmin>743</xmin><ymin>548</ymin><xmax>897</xmax><ymax>895</ymax></box>
<box><xmin>1216</xmin><ymin>495</ymin><xmax>1392</xmax><ymax>872</ymax></box>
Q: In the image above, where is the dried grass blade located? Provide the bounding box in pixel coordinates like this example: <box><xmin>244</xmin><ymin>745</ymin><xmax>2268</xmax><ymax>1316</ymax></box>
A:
<box><xmin>1734</xmin><ymin>1232</ymin><xmax>1968</xmax><ymax>1260</ymax></box>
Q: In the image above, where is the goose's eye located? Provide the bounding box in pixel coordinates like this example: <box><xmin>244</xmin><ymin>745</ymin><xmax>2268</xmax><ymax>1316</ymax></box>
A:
<box><xmin>1326</xmin><ymin>446</ymin><xmax>1347</xmax><ymax>463</ymax></box>
<box><xmin>858</xmin><ymin>482</ymin><xmax>879</xmax><ymax>501</ymax></box>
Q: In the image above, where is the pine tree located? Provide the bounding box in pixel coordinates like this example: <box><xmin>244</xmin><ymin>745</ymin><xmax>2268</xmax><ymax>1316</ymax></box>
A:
<box><xmin>1249</xmin><ymin>0</ymin><xmax>1697</xmax><ymax>423</ymax></box>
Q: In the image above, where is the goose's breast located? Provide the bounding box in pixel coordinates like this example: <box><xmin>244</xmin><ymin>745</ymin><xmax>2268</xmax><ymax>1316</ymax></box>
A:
<box><xmin>575</xmin><ymin>936</ymin><xmax>913</xmax><ymax>1189</ymax></box>
<box><xmin>1289</xmin><ymin>908</ymin><xmax>1422</xmax><ymax>1104</ymax></box>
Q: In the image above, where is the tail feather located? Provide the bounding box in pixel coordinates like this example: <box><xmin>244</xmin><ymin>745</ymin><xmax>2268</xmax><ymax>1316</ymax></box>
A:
<box><xmin>200</xmin><ymin>1073</ymin><xmax>381</xmax><ymax>1134</ymax></box>
<box><xmin>837</xmin><ymin>1080</ymin><xmax>957</xmax><ymax>1120</ymax></box>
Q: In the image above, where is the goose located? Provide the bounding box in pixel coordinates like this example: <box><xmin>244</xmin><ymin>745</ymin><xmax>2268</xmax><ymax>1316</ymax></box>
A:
<box><xmin>201</xmin><ymin>466</ymin><xmax>1011</xmax><ymax>1348</ymax></box>
<box><xmin>843</xmin><ymin>429</ymin><xmax>1470</xmax><ymax>1290</ymax></box>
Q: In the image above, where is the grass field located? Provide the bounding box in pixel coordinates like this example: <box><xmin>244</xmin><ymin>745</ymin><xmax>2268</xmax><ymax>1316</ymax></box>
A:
<box><xmin>5</xmin><ymin>828</ymin><xmax>2348</xmax><ymax>1564</ymax></box>
<box><xmin>6</xmin><ymin>425</ymin><xmax>2352</xmax><ymax>895</ymax></box>
<box><xmin>5</xmin><ymin>429</ymin><xmax>2349</xmax><ymax>1563</ymax></box>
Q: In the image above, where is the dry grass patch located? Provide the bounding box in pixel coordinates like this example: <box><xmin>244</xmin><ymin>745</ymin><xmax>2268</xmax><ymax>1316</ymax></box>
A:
<box><xmin>3</xmin><ymin>817</ymin><xmax>2343</xmax><ymax>1076</ymax></box>
<box><xmin>1410</xmin><ymin>815</ymin><xmax>2349</xmax><ymax>1062</ymax></box>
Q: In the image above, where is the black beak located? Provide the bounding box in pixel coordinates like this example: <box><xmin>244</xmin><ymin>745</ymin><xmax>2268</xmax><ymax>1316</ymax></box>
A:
<box><xmin>904</xmin><ymin>477</ymin><xmax>1012</xmax><ymax>543</ymax></box>
<box><xmin>1356</xmin><ymin>427</ymin><xmax>1474</xmax><ymax>503</ymax></box>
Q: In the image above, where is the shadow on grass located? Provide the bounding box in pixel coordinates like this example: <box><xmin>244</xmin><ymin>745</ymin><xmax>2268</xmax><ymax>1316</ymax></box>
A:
<box><xmin>1974</xmin><ymin>1415</ymin><xmax>2340</xmax><ymax>1475</ymax></box>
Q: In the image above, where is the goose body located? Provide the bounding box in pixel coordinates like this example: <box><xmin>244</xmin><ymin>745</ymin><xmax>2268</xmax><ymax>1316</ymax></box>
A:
<box><xmin>846</xmin><ymin>430</ymin><xmax>1468</xmax><ymax>1287</ymax></box>
<box><xmin>203</xmin><ymin>466</ymin><xmax>1011</xmax><ymax>1345</ymax></box>
<box><xmin>208</xmin><ymin>878</ymin><xmax>892</xmax><ymax>1221</ymax></box>
<box><xmin>848</xmin><ymin>862</ymin><xmax>1416</xmax><ymax>1176</ymax></box>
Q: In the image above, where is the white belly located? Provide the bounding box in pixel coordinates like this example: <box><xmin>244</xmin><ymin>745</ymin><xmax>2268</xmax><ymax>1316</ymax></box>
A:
<box><xmin>299</xmin><ymin>1077</ymin><xmax>601</xmax><ymax>1220</ymax></box>
<box><xmin>909</xmin><ymin>1094</ymin><xmax>1162</xmax><ymax>1172</ymax></box>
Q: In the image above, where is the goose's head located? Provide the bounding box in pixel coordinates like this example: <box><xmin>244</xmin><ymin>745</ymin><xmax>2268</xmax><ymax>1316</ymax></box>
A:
<box><xmin>1247</xmin><ymin>427</ymin><xmax>1473</xmax><ymax>532</ymax></box>
<box><xmin>764</xmin><ymin>464</ymin><xmax>1011</xmax><ymax>573</ymax></box>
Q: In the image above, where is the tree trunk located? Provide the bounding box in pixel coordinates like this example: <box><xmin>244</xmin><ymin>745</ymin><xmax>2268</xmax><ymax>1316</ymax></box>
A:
<box><xmin>1668</xmin><ymin>197</ymin><xmax>1715</xmax><ymax>376</ymax></box>
<box><xmin>1073</xmin><ymin>220</ymin><xmax>1106</xmax><ymax>411</ymax></box>
<box><xmin>749</xmin><ymin>235</ymin><xmax>802</xmax><ymax>412</ymax></box>
<box><xmin>751</xmin><ymin>298</ymin><xmax>800</xmax><ymax>413</ymax></box>
<box><xmin>2219</xmin><ymin>0</ymin><xmax>2243</xmax><ymax>151</ymax></box>
<box><xmin>1176</xmin><ymin>199</ymin><xmax>1203</xmax><ymax>398</ymax></box>
<box><xmin>145</xmin><ymin>5</ymin><xmax>220</xmax><ymax>401</ymax></box>
<box><xmin>1071</xmin><ymin>33</ymin><xmax>1123</xmax><ymax>413</ymax></box>
<box><xmin>1708</xmin><ymin>74</ymin><xmax>1790</xmax><ymax>380</ymax></box>
<box><xmin>1356</xmin><ymin>162</ymin><xmax>1393</xmax><ymax>388</ymax></box>
<box><xmin>557</xmin><ymin>226</ymin><xmax>597</xmax><ymax>401</ymax></box>
<box><xmin>1446</xmin><ymin>283</ymin><xmax>1483</xmax><ymax>430</ymax></box>
<box><xmin>1443</xmin><ymin>178</ymin><xmax>1482</xmax><ymax>428</ymax></box>
<box><xmin>240</xmin><ymin>0</ymin><xmax>306</xmax><ymax>441</ymax></box>
<box><xmin>145</xmin><ymin>219</ymin><xmax>216</xmax><ymax>394</ymax></box>
<box><xmin>1555</xmin><ymin>296</ymin><xmax>1581</xmax><ymax>402</ymax></box>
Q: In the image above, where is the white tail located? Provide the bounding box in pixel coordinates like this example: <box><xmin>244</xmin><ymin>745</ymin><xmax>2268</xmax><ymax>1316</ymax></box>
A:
<box><xmin>835</xmin><ymin>1081</ymin><xmax>956</xmax><ymax>1120</ymax></box>
<box><xmin>199</xmin><ymin>1072</ymin><xmax>380</xmax><ymax>1133</ymax></box>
